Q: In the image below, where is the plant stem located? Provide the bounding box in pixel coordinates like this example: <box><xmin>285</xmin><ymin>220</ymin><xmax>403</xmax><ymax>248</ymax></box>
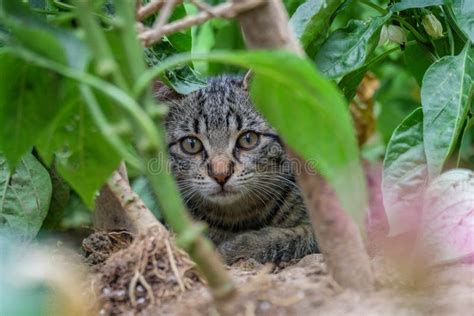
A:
<box><xmin>110</xmin><ymin>0</ymin><xmax>236</xmax><ymax>300</ymax></box>
<box><xmin>79</xmin><ymin>84</ymin><xmax>144</xmax><ymax>170</ymax></box>
<box><xmin>442</xmin><ymin>5</ymin><xmax>468</xmax><ymax>43</ymax></box>
<box><xmin>31</xmin><ymin>8</ymin><xmax>59</xmax><ymax>15</ymax></box>
<box><xmin>75</xmin><ymin>0</ymin><xmax>129</xmax><ymax>92</ymax></box>
<box><xmin>142</xmin><ymin>138</ymin><xmax>235</xmax><ymax>298</ymax></box>
<box><xmin>366</xmin><ymin>40</ymin><xmax>416</xmax><ymax>68</ymax></box>
<box><xmin>112</xmin><ymin>1</ymin><xmax>148</xmax><ymax>88</ymax></box>
<box><xmin>442</xmin><ymin>6</ymin><xmax>455</xmax><ymax>55</ymax></box>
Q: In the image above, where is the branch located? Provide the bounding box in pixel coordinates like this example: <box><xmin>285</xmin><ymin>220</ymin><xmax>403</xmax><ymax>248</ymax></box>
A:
<box><xmin>93</xmin><ymin>168</ymin><xmax>166</xmax><ymax>235</ymax></box>
<box><xmin>138</xmin><ymin>0</ymin><xmax>265</xmax><ymax>47</ymax></box>
<box><xmin>152</xmin><ymin>0</ymin><xmax>178</xmax><ymax>30</ymax></box>
<box><xmin>136</xmin><ymin>0</ymin><xmax>173</xmax><ymax>21</ymax></box>
<box><xmin>235</xmin><ymin>0</ymin><xmax>375</xmax><ymax>291</ymax></box>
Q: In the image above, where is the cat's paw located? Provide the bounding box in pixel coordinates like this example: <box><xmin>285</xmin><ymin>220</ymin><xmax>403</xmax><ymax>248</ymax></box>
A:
<box><xmin>217</xmin><ymin>233</ymin><xmax>268</xmax><ymax>264</ymax></box>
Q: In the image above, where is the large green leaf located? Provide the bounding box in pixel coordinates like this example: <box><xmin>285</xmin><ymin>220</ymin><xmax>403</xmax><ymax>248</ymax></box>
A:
<box><xmin>314</xmin><ymin>14</ymin><xmax>390</xmax><ymax>79</ymax></box>
<box><xmin>0</xmin><ymin>153</ymin><xmax>52</xmax><ymax>241</ymax></box>
<box><xmin>0</xmin><ymin>2</ymin><xmax>88</xmax><ymax>168</ymax></box>
<box><xmin>452</xmin><ymin>0</ymin><xmax>474</xmax><ymax>42</ymax></box>
<box><xmin>284</xmin><ymin>0</ymin><xmax>306</xmax><ymax>15</ymax></box>
<box><xmin>36</xmin><ymin>92</ymin><xmax>121</xmax><ymax>207</ymax></box>
<box><xmin>289</xmin><ymin>0</ymin><xmax>345</xmax><ymax>56</ymax></box>
<box><xmin>421</xmin><ymin>44</ymin><xmax>473</xmax><ymax>179</ymax></box>
<box><xmin>0</xmin><ymin>0</ymin><xmax>88</xmax><ymax>69</ymax></box>
<box><xmin>0</xmin><ymin>53</ymin><xmax>65</xmax><ymax>168</ymax></box>
<box><xmin>40</xmin><ymin>164</ymin><xmax>70</xmax><ymax>229</ymax></box>
<box><xmin>391</xmin><ymin>0</ymin><xmax>444</xmax><ymax>11</ymax></box>
<box><xmin>166</xmin><ymin>4</ymin><xmax>192</xmax><ymax>53</ymax></box>
<box><xmin>459</xmin><ymin>118</ymin><xmax>474</xmax><ymax>165</ymax></box>
<box><xmin>146</xmin><ymin>43</ymin><xmax>206</xmax><ymax>94</ymax></box>
<box><xmin>250</xmin><ymin>62</ymin><xmax>366</xmax><ymax>223</ymax></box>
<box><xmin>382</xmin><ymin>108</ymin><xmax>428</xmax><ymax>236</ymax></box>
<box><xmin>403</xmin><ymin>42</ymin><xmax>434</xmax><ymax>86</ymax></box>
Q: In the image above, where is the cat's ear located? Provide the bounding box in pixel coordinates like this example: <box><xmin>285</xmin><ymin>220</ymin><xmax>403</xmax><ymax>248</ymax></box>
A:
<box><xmin>153</xmin><ymin>80</ymin><xmax>183</xmax><ymax>104</ymax></box>
<box><xmin>242</xmin><ymin>70</ymin><xmax>253</xmax><ymax>91</ymax></box>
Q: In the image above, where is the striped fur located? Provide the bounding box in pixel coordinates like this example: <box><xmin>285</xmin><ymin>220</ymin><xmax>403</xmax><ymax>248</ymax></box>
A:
<box><xmin>163</xmin><ymin>76</ymin><xmax>318</xmax><ymax>263</ymax></box>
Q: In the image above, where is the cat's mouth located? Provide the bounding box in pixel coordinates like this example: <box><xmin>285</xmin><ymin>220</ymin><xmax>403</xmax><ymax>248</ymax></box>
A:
<box><xmin>207</xmin><ymin>187</ymin><xmax>241</xmax><ymax>204</ymax></box>
<box><xmin>209</xmin><ymin>188</ymin><xmax>235</xmax><ymax>197</ymax></box>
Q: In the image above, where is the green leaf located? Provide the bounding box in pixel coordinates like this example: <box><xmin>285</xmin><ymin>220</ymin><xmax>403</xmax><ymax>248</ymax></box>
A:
<box><xmin>28</xmin><ymin>0</ymin><xmax>46</xmax><ymax>9</ymax></box>
<box><xmin>145</xmin><ymin>43</ymin><xmax>206</xmax><ymax>95</ymax></box>
<box><xmin>166</xmin><ymin>4</ymin><xmax>192</xmax><ymax>53</ymax></box>
<box><xmin>458</xmin><ymin>118</ymin><xmax>474</xmax><ymax>165</ymax></box>
<box><xmin>284</xmin><ymin>0</ymin><xmax>306</xmax><ymax>15</ymax></box>
<box><xmin>36</xmin><ymin>91</ymin><xmax>121</xmax><ymax>207</ymax></box>
<box><xmin>391</xmin><ymin>0</ymin><xmax>444</xmax><ymax>12</ymax></box>
<box><xmin>41</xmin><ymin>164</ymin><xmax>70</xmax><ymax>230</ymax></box>
<box><xmin>314</xmin><ymin>14</ymin><xmax>390</xmax><ymax>79</ymax></box>
<box><xmin>421</xmin><ymin>44</ymin><xmax>473</xmax><ymax>178</ymax></box>
<box><xmin>337</xmin><ymin>65</ymin><xmax>368</xmax><ymax>101</ymax></box>
<box><xmin>60</xmin><ymin>193</ymin><xmax>91</xmax><ymax>229</ymax></box>
<box><xmin>0</xmin><ymin>152</ymin><xmax>52</xmax><ymax>241</ymax></box>
<box><xmin>289</xmin><ymin>0</ymin><xmax>345</xmax><ymax>56</ymax></box>
<box><xmin>451</xmin><ymin>0</ymin><xmax>474</xmax><ymax>42</ymax></box>
<box><xmin>0</xmin><ymin>52</ymin><xmax>65</xmax><ymax>168</ymax></box>
<box><xmin>246</xmin><ymin>53</ymin><xmax>366</xmax><ymax>224</ymax></box>
<box><xmin>403</xmin><ymin>42</ymin><xmax>434</xmax><ymax>86</ymax></box>
<box><xmin>0</xmin><ymin>0</ymin><xmax>88</xmax><ymax>69</ymax></box>
<box><xmin>382</xmin><ymin>108</ymin><xmax>428</xmax><ymax>236</ymax></box>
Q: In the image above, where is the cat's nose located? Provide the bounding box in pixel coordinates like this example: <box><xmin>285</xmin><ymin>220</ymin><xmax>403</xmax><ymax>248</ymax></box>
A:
<box><xmin>208</xmin><ymin>156</ymin><xmax>234</xmax><ymax>186</ymax></box>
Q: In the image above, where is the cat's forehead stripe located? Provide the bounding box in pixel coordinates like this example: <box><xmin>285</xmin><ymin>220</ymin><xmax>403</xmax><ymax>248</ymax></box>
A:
<box><xmin>165</xmin><ymin>76</ymin><xmax>271</xmax><ymax>144</ymax></box>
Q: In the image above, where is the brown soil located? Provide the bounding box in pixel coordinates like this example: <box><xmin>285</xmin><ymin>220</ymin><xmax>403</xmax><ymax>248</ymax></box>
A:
<box><xmin>84</xmin><ymin>232</ymin><xmax>474</xmax><ymax>316</ymax></box>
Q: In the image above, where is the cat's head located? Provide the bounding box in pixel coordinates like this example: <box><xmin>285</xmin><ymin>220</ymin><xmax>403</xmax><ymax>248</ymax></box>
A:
<box><xmin>162</xmin><ymin>76</ymin><xmax>290</xmax><ymax>206</ymax></box>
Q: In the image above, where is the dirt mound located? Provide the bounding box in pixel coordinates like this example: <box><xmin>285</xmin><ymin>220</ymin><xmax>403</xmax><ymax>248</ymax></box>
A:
<box><xmin>83</xmin><ymin>230</ymin><xmax>202</xmax><ymax>315</ymax></box>
<box><xmin>155</xmin><ymin>255</ymin><xmax>474</xmax><ymax>316</ymax></box>
<box><xmin>83</xmin><ymin>232</ymin><xmax>474</xmax><ymax>316</ymax></box>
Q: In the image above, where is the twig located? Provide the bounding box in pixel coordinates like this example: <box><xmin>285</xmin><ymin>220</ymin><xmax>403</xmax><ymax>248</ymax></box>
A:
<box><xmin>152</xmin><ymin>0</ymin><xmax>178</xmax><ymax>30</ymax></box>
<box><xmin>97</xmin><ymin>171</ymin><xmax>167</xmax><ymax>234</ymax></box>
<box><xmin>165</xmin><ymin>238</ymin><xmax>186</xmax><ymax>292</ymax></box>
<box><xmin>137</xmin><ymin>0</ymin><xmax>166</xmax><ymax>21</ymax></box>
<box><xmin>138</xmin><ymin>0</ymin><xmax>265</xmax><ymax>46</ymax></box>
<box><xmin>189</xmin><ymin>0</ymin><xmax>215</xmax><ymax>15</ymax></box>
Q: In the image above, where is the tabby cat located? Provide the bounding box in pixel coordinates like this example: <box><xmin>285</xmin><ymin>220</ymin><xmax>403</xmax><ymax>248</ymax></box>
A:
<box><xmin>162</xmin><ymin>76</ymin><xmax>318</xmax><ymax>264</ymax></box>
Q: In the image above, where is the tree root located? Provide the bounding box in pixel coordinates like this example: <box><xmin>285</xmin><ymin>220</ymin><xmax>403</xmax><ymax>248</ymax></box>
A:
<box><xmin>91</xmin><ymin>228</ymin><xmax>202</xmax><ymax>314</ymax></box>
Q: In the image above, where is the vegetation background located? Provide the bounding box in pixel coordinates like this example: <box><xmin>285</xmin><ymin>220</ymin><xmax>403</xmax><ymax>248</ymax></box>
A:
<box><xmin>0</xmin><ymin>0</ymin><xmax>472</xmax><ymax>314</ymax></box>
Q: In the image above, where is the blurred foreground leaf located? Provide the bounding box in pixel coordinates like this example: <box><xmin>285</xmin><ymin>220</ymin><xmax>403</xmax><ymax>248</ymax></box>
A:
<box><xmin>418</xmin><ymin>168</ymin><xmax>474</xmax><ymax>264</ymax></box>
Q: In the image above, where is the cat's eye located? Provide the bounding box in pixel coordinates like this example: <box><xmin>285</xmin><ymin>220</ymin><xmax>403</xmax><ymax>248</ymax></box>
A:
<box><xmin>180</xmin><ymin>137</ymin><xmax>203</xmax><ymax>155</ymax></box>
<box><xmin>237</xmin><ymin>131</ymin><xmax>259</xmax><ymax>149</ymax></box>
